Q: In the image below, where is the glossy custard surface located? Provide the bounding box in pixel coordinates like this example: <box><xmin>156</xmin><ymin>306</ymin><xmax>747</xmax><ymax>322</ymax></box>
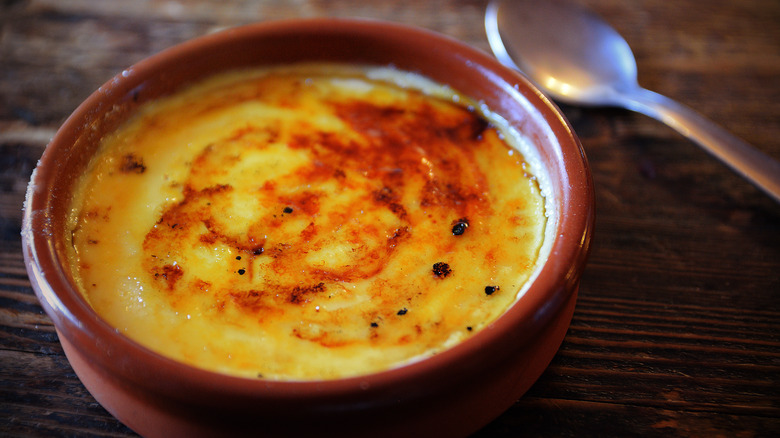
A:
<box><xmin>67</xmin><ymin>65</ymin><xmax>548</xmax><ymax>380</ymax></box>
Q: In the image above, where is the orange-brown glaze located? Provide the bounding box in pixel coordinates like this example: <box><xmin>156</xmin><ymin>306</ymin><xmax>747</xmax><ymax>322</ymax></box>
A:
<box><xmin>67</xmin><ymin>65</ymin><xmax>548</xmax><ymax>380</ymax></box>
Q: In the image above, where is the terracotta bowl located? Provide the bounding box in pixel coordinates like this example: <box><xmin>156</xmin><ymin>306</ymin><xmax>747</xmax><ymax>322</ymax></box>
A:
<box><xmin>22</xmin><ymin>18</ymin><xmax>594</xmax><ymax>438</ymax></box>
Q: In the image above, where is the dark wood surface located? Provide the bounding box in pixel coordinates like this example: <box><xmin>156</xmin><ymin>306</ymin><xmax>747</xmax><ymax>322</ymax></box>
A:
<box><xmin>2</xmin><ymin>0</ymin><xmax>779</xmax><ymax>436</ymax></box>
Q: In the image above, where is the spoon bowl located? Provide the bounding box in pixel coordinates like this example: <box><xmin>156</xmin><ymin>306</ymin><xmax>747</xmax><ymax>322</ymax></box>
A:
<box><xmin>486</xmin><ymin>0</ymin><xmax>636</xmax><ymax>106</ymax></box>
<box><xmin>486</xmin><ymin>0</ymin><xmax>780</xmax><ymax>202</ymax></box>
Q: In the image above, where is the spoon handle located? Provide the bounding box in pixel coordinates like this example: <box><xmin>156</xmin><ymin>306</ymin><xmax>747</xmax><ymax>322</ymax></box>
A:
<box><xmin>617</xmin><ymin>87</ymin><xmax>780</xmax><ymax>203</ymax></box>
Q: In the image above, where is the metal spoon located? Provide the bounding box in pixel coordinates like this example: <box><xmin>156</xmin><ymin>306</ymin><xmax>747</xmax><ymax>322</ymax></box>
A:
<box><xmin>485</xmin><ymin>0</ymin><xmax>780</xmax><ymax>203</ymax></box>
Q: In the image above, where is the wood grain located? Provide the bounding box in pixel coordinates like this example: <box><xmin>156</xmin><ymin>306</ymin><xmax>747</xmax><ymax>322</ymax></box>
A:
<box><xmin>2</xmin><ymin>0</ymin><xmax>779</xmax><ymax>436</ymax></box>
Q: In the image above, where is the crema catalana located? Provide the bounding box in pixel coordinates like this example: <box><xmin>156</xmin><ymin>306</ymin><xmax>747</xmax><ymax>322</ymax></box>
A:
<box><xmin>67</xmin><ymin>64</ymin><xmax>549</xmax><ymax>380</ymax></box>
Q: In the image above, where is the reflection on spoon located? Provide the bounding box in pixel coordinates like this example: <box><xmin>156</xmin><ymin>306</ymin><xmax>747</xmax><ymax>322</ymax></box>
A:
<box><xmin>485</xmin><ymin>0</ymin><xmax>780</xmax><ymax>203</ymax></box>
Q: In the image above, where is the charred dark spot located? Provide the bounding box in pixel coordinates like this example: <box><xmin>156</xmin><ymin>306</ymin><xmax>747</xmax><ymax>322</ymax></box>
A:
<box><xmin>238</xmin><ymin>269</ymin><xmax>246</xmax><ymax>275</ymax></box>
<box><xmin>451</xmin><ymin>217</ymin><xmax>470</xmax><ymax>236</ymax></box>
<box><xmin>283</xmin><ymin>206</ymin><xmax>293</xmax><ymax>214</ymax></box>
<box><xmin>432</xmin><ymin>262</ymin><xmax>452</xmax><ymax>278</ymax></box>
<box><xmin>371</xmin><ymin>322</ymin><xmax>379</xmax><ymax>328</ymax></box>
<box><xmin>120</xmin><ymin>153</ymin><xmax>146</xmax><ymax>174</ymax></box>
<box><xmin>397</xmin><ymin>308</ymin><xmax>408</xmax><ymax>316</ymax></box>
<box><xmin>485</xmin><ymin>285</ymin><xmax>499</xmax><ymax>295</ymax></box>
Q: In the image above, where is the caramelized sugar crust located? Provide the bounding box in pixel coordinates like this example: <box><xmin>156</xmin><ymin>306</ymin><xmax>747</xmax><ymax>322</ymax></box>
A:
<box><xmin>68</xmin><ymin>66</ymin><xmax>546</xmax><ymax>380</ymax></box>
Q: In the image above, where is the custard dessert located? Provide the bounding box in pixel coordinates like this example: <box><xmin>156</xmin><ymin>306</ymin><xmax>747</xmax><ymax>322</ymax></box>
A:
<box><xmin>66</xmin><ymin>64</ymin><xmax>549</xmax><ymax>380</ymax></box>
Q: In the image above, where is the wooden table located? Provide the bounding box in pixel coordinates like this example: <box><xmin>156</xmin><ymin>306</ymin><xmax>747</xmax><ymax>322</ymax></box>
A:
<box><xmin>2</xmin><ymin>0</ymin><xmax>779</xmax><ymax>436</ymax></box>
